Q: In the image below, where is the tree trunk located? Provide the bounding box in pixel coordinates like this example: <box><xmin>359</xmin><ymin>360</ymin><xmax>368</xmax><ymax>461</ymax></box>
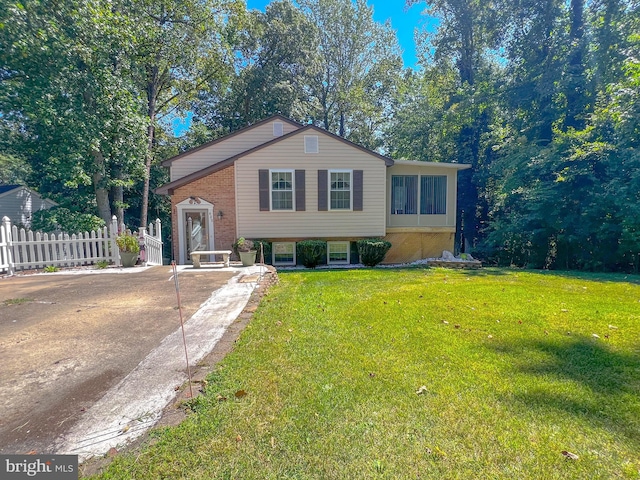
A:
<box><xmin>140</xmin><ymin>65</ymin><xmax>159</xmax><ymax>229</ymax></box>
<box><xmin>112</xmin><ymin>165</ymin><xmax>124</xmax><ymax>226</ymax></box>
<box><xmin>92</xmin><ymin>151</ymin><xmax>112</xmax><ymax>224</ymax></box>
<box><xmin>564</xmin><ymin>0</ymin><xmax>586</xmax><ymax>130</ymax></box>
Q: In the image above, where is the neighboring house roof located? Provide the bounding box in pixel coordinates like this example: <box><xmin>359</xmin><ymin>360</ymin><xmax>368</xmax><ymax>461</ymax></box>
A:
<box><xmin>161</xmin><ymin>114</ymin><xmax>303</xmax><ymax>167</ymax></box>
<box><xmin>0</xmin><ymin>184</ymin><xmax>58</xmax><ymax>205</ymax></box>
<box><xmin>156</xmin><ymin>123</ymin><xmax>395</xmax><ymax>195</ymax></box>
<box><xmin>0</xmin><ymin>184</ymin><xmax>58</xmax><ymax>227</ymax></box>
<box><xmin>0</xmin><ymin>184</ymin><xmax>21</xmax><ymax>196</ymax></box>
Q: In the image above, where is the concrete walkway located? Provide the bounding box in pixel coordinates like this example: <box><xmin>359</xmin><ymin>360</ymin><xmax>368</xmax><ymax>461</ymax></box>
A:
<box><xmin>52</xmin><ymin>264</ymin><xmax>265</xmax><ymax>462</ymax></box>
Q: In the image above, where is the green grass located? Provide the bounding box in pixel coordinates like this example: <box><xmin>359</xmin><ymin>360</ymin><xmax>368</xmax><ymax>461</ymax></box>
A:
<box><xmin>88</xmin><ymin>268</ymin><xmax>640</xmax><ymax>479</ymax></box>
<box><xmin>2</xmin><ymin>297</ymin><xmax>33</xmax><ymax>306</ymax></box>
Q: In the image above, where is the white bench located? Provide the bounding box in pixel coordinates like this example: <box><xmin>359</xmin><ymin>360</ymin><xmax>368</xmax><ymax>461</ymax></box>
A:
<box><xmin>190</xmin><ymin>250</ymin><xmax>232</xmax><ymax>268</ymax></box>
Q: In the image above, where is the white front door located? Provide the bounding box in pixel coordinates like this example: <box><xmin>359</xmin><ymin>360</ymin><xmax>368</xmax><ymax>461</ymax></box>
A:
<box><xmin>176</xmin><ymin>198</ymin><xmax>214</xmax><ymax>264</ymax></box>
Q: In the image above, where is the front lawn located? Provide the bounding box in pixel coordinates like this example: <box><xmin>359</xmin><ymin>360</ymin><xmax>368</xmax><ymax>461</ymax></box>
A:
<box><xmin>89</xmin><ymin>268</ymin><xmax>640</xmax><ymax>479</ymax></box>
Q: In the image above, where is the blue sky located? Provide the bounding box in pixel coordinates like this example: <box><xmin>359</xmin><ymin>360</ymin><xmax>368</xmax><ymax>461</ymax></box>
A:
<box><xmin>246</xmin><ymin>0</ymin><xmax>434</xmax><ymax>69</ymax></box>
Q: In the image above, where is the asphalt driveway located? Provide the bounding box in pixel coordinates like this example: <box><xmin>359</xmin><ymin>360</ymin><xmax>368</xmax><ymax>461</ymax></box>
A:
<box><xmin>0</xmin><ymin>266</ymin><xmax>236</xmax><ymax>455</ymax></box>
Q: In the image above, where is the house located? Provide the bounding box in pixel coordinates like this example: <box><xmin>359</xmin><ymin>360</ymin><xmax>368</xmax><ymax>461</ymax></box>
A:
<box><xmin>0</xmin><ymin>184</ymin><xmax>57</xmax><ymax>228</ymax></box>
<box><xmin>156</xmin><ymin>115</ymin><xmax>470</xmax><ymax>265</ymax></box>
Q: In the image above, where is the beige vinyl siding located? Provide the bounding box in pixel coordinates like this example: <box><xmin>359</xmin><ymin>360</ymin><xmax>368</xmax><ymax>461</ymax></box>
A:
<box><xmin>386</xmin><ymin>163</ymin><xmax>459</xmax><ymax>228</ymax></box>
<box><xmin>235</xmin><ymin>133</ymin><xmax>387</xmax><ymax>238</ymax></box>
<box><xmin>170</xmin><ymin>120</ymin><xmax>300</xmax><ymax>182</ymax></box>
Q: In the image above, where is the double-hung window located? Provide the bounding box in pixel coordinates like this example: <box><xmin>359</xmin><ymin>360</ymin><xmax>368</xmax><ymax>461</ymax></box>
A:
<box><xmin>273</xmin><ymin>242</ymin><xmax>296</xmax><ymax>265</ymax></box>
<box><xmin>271</xmin><ymin>170</ymin><xmax>294</xmax><ymax>210</ymax></box>
<box><xmin>327</xmin><ymin>241</ymin><xmax>350</xmax><ymax>264</ymax></box>
<box><xmin>420</xmin><ymin>175</ymin><xmax>447</xmax><ymax>214</ymax></box>
<box><xmin>330</xmin><ymin>170</ymin><xmax>351</xmax><ymax>210</ymax></box>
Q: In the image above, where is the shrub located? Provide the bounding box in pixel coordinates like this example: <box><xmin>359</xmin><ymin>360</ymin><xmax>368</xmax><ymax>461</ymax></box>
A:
<box><xmin>116</xmin><ymin>231</ymin><xmax>140</xmax><ymax>254</ymax></box>
<box><xmin>297</xmin><ymin>240</ymin><xmax>327</xmax><ymax>268</ymax></box>
<box><xmin>357</xmin><ymin>239</ymin><xmax>392</xmax><ymax>266</ymax></box>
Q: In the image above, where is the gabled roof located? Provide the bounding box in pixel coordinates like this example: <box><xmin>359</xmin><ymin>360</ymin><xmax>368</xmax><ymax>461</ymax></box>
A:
<box><xmin>161</xmin><ymin>114</ymin><xmax>303</xmax><ymax>167</ymax></box>
<box><xmin>0</xmin><ymin>184</ymin><xmax>20</xmax><ymax>196</ymax></box>
<box><xmin>0</xmin><ymin>184</ymin><xmax>58</xmax><ymax>206</ymax></box>
<box><xmin>156</xmin><ymin>124</ymin><xmax>395</xmax><ymax>195</ymax></box>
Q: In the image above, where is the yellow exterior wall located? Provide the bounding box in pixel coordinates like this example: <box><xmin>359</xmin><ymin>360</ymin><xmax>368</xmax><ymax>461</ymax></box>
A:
<box><xmin>382</xmin><ymin>228</ymin><xmax>455</xmax><ymax>264</ymax></box>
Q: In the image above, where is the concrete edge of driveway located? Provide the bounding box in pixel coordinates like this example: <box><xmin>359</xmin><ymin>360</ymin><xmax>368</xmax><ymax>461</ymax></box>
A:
<box><xmin>53</xmin><ymin>264</ymin><xmax>269</xmax><ymax>462</ymax></box>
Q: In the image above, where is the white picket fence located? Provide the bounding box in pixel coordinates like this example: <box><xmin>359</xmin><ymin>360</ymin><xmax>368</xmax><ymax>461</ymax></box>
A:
<box><xmin>0</xmin><ymin>215</ymin><xmax>163</xmax><ymax>275</ymax></box>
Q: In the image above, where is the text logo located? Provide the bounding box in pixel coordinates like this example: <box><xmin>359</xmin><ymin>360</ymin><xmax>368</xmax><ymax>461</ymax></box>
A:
<box><xmin>1</xmin><ymin>455</ymin><xmax>78</xmax><ymax>479</ymax></box>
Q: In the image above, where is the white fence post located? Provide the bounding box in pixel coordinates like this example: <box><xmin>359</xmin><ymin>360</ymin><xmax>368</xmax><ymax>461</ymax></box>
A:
<box><xmin>110</xmin><ymin>215</ymin><xmax>120</xmax><ymax>266</ymax></box>
<box><xmin>138</xmin><ymin>226</ymin><xmax>147</xmax><ymax>267</ymax></box>
<box><xmin>1</xmin><ymin>216</ymin><xmax>14</xmax><ymax>275</ymax></box>
<box><xmin>155</xmin><ymin>218</ymin><xmax>162</xmax><ymax>241</ymax></box>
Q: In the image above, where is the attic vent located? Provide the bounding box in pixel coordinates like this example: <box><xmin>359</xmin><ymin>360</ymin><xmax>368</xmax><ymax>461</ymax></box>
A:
<box><xmin>273</xmin><ymin>121</ymin><xmax>284</xmax><ymax>137</ymax></box>
<box><xmin>304</xmin><ymin>135</ymin><xmax>319</xmax><ymax>154</ymax></box>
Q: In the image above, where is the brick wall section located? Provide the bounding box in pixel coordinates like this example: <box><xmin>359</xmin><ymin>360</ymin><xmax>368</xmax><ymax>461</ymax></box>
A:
<box><xmin>171</xmin><ymin>165</ymin><xmax>237</xmax><ymax>261</ymax></box>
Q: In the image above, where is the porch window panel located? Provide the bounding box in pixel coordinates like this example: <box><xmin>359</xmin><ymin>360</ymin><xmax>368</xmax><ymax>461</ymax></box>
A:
<box><xmin>420</xmin><ymin>175</ymin><xmax>447</xmax><ymax>215</ymax></box>
<box><xmin>391</xmin><ymin>175</ymin><xmax>418</xmax><ymax>214</ymax></box>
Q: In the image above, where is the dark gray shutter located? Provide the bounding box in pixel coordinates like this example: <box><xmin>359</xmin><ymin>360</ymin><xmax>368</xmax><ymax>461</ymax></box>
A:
<box><xmin>318</xmin><ymin>169</ymin><xmax>328</xmax><ymax>211</ymax></box>
<box><xmin>353</xmin><ymin>170</ymin><xmax>363</xmax><ymax>211</ymax></box>
<box><xmin>259</xmin><ymin>169</ymin><xmax>269</xmax><ymax>211</ymax></box>
<box><xmin>295</xmin><ymin>170</ymin><xmax>305</xmax><ymax>211</ymax></box>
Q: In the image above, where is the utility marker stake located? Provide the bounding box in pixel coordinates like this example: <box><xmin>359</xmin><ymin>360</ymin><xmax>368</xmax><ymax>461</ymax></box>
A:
<box><xmin>172</xmin><ymin>261</ymin><xmax>194</xmax><ymax>399</ymax></box>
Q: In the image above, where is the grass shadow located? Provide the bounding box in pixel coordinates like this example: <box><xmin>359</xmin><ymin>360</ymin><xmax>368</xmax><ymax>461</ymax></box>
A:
<box><xmin>489</xmin><ymin>336</ymin><xmax>640</xmax><ymax>445</ymax></box>
<box><xmin>535</xmin><ymin>269</ymin><xmax>640</xmax><ymax>285</ymax></box>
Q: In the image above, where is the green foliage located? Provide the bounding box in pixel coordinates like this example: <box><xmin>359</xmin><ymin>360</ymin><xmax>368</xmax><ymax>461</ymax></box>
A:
<box><xmin>95</xmin><ymin>260</ymin><xmax>110</xmax><ymax>269</ymax></box>
<box><xmin>198</xmin><ymin>0</ymin><xmax>318</xmax><ymax>130</ymax></box>
<box><xmin>296</xmin><ymin>240</ymin><xmax>326</xmax><ymax>268</ymax></box>
<box><xmin>356</xmin><ymin>238</ymin><xmax>391</xmax><ymax>266</ymax></box>
<box><xmin>0</xmin><ymin>153</ymin><xmax>31</xmax><ymax>184</ymax></box>
<box><xmin>233</xmin><ymin>237</ymin><xmax>254</xmax><ymax>254</ymax></box>
<box><xmin>252</xmin><ymin>239</ymin><xmax>272</xmax><ymax>265</ymax></box>
<box><xmin>43</xmin><ymin>265</ymin><xmax>59</xmax><ymax>273</ymax></box>
<box><xmin>297</xmin><ymin>0</ymin><xmax>403</xmax><ymax>146</ymax></box>
<box><xmin>30</xmin><ymin>208</ymin><xmax>105</xmax><ymax>234</ymax></box>
<box><xmin>116</xmin><ymin>231</ymin><xmax>140</xmax><ymax>254</ymax></box>
<box><xmin>3</xmin><ymin>298</ymin><xmax>32</xmax><ymax>306</ymax></box>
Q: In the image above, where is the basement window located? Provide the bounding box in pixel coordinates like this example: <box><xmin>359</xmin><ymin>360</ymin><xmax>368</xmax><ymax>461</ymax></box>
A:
<box><xmin>327</xmin><ymin>241</ymin><xmax>350</xmax><ymax>265</ymax></box>
<box><xmin>272</xmin><ymin>242</ymin><xmax>296</xmax><ymax>265</ymax></box>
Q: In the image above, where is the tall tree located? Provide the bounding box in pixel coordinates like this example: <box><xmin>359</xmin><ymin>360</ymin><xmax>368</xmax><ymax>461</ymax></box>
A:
<box><xmin>300</xmin><ymin>0</ymin><xmax>402</xmax><ymax>147</ymax></box>
<box><xmin>563</xmin><ymin>0</ymin><xmax>589</xmax><ymax>130</ymax></box>
<box><xmin>0</xmin><ymin>0</ymin><xmax>147</xmax><ymax>224</ymax></box>
<box><xmin>130</xmin><ymin>0</ymin><xmax>242</xmax><ymax>228</ymax></box>
<box><xmin>407</xmin><ymin>0</ymin><xmax>505</xmax><ymax>249</ymax></box>
<box><xmin>502</xmin><ymin>0</ymin><xmax>565</xmax><ymax>144</ymax></box>
<box><xmin>195</xmin><ymin>0</ymin><xmax>319</xmax><ymax>132</ymax></box>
